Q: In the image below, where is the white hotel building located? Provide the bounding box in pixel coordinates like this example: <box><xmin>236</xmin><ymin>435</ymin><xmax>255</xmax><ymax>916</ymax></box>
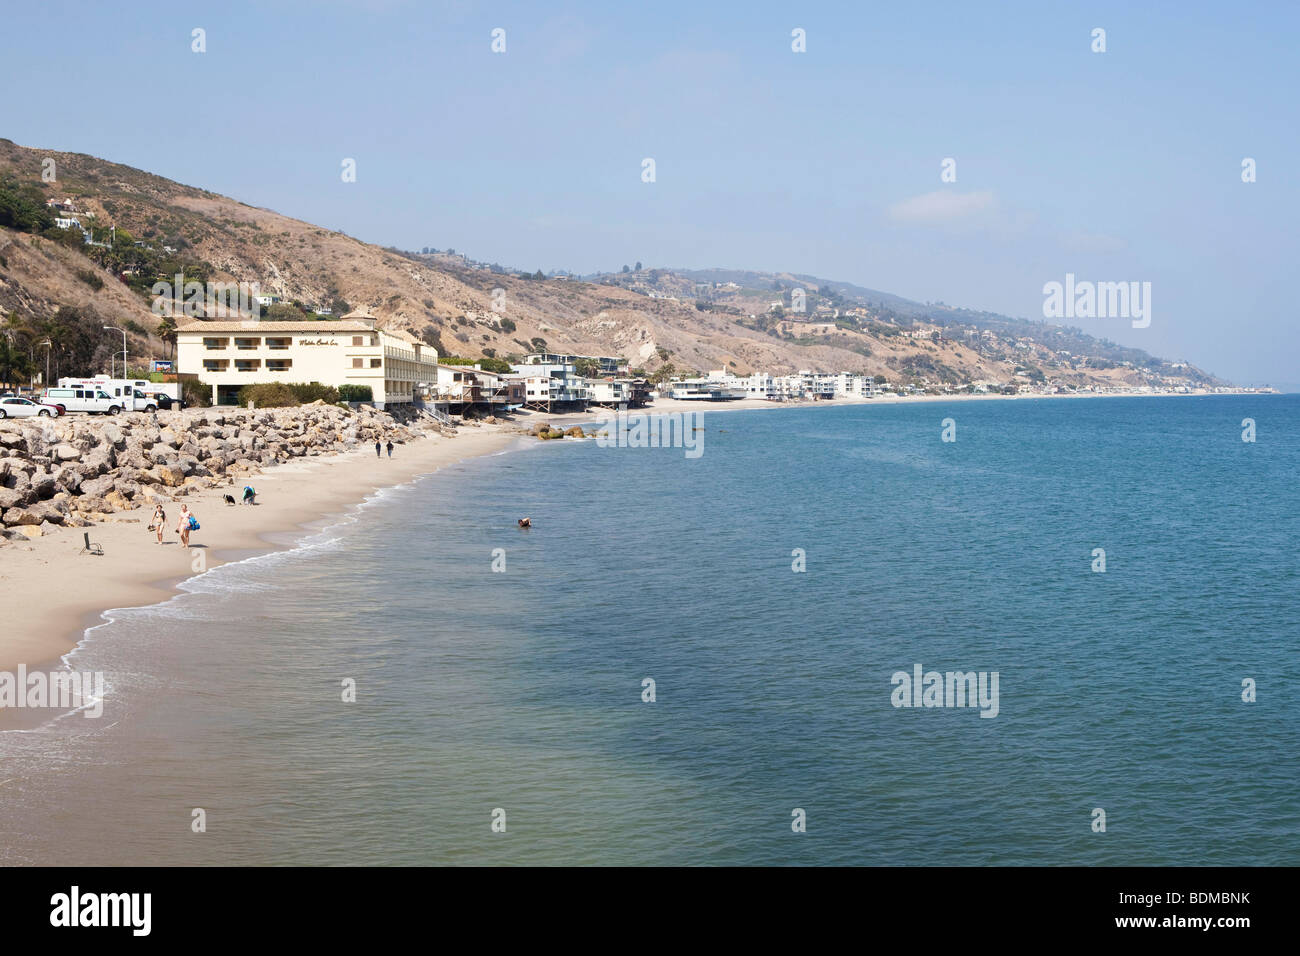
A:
<box><xmin>176</xmin><ymin>314</ymin><xmax>438</xmax><ymax>407</ymax></box>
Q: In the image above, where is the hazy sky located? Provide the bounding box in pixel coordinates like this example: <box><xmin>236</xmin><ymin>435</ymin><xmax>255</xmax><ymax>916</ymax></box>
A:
<box><xmin>5</xmin><ymin>1</ymin><xmax>1296</xmax><ymax>387</ymax></box>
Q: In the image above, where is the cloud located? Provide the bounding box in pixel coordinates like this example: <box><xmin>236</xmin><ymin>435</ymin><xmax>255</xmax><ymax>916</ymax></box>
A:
<box><xmin>887</xmin><ymin>190</ymin><xmax>996</xmax><ymax>224</ymax></box>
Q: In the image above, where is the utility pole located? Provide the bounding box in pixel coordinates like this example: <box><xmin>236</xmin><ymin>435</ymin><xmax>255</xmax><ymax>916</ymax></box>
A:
<box><xmin>104</xmin><ymin>325</ymin><xmax>127</xmax><ymax>378</ymax></box>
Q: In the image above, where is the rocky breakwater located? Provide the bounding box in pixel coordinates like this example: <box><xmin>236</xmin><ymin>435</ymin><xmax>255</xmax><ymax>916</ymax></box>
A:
<box><xmin>0</xmin><ymin>403</ymin><xmax>449</xmax><ymax>546</ymax></box>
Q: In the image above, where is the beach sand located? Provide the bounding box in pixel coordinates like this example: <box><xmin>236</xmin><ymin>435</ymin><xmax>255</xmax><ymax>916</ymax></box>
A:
<box><xmin>0</xmin><ymin>422</ymin><xmax>518</xmax><ymax>671</ymax></box>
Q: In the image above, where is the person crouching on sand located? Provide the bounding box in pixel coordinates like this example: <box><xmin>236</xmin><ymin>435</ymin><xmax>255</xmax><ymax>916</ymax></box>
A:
<box><xmin>177</xmin><ymin>504</ymin><xmax>193</xmax><ymax>548</ymax></box>
<box><xmin>153</xmin><ymin>504</ymin><xmax>166</xmax><ymax>544</ymax></box>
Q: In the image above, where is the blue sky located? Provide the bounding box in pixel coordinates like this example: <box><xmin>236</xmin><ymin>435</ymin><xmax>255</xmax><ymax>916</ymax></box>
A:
<box><xmin>5</xmin><ymin>1</ymin><xmax>1296</xmax><ymax>386</ymax></box>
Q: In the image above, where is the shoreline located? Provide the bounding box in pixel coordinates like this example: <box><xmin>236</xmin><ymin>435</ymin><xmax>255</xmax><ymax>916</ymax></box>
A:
<box><xmin>0</xmin><ymin>389</ymin><xmax>1269</xmax><ymax>673</ymax></box>
<box><xmin>0</xmin><ymin>423</ymin><xmax>519</xmax><ymax>672</ymax></box>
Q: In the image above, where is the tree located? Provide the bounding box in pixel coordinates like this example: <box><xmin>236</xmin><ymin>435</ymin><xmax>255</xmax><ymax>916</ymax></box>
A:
<box><xmin>649</xmin><ymin>362</ymin><xmax>676</xmax><ymax>386</ymax></box>
<box><xmin>634</xmin><ymin>261</ymin><xmax>642</xmax><ymax>271</ymax></box>
<box><xmin>156</xmin><ymin>316</ymin><xmax>178</xmax><ymax>360</ymax></box>
<box><xmin>574</xmin><ymin>357</ymin><xmax>601</xmax><ymax>377</ymax></box>
<box><xmin>622</xmin><ymin>265</ymin><xmax>630</xmax><ymax>273</ymax></box>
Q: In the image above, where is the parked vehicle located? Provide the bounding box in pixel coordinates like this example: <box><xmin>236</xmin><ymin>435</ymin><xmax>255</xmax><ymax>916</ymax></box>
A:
<box><xmin>57</xmin><ymin>378</ymin><xmax>157</xmax><ymax>412</ymax></box>
<box><xmin>40</xmin><ymin>386</ymin><xmax>124</xmax><ymax>415</ymax></box>
<box><xmin>149</xmin><ymin>392</ymin><xmax>183</xmax><ymax>410</ymax></box>
<box><xmin>0</xmin><ymin>396</ymin><xmax>62</xmax><ymax>418</ymax></box>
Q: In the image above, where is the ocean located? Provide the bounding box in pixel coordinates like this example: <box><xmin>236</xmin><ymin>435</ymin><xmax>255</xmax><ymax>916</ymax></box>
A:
<box><xmin>1</xmin><ymin>395</ymin><xmax>1296</xmax><ymax>865</ymax></box>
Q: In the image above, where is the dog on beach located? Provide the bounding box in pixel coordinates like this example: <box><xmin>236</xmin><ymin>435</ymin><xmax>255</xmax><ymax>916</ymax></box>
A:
<box><xmin>223</xmin><ymin>494</ymin><xmax>237</xmax><ymax>506</ymax></box>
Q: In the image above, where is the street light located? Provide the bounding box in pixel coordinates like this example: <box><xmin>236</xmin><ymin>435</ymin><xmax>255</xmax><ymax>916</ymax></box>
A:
<box><xmin>104</xmin><ymin>325</ymin><xmax>127</xmax><ymax>379</ymax></box>
<box><xmin>40</xmin><ymin>339</ymin><xmax>51</xmax><ymax>387</ymax></box>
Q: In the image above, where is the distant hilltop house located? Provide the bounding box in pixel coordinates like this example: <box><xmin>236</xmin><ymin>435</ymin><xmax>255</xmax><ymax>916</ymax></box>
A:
<box><xmin>45</xmin><ymin>198</ymin><xmax>77</xmax><ymax>214</ymax></box>
<box><xmin>254</xmin><ymin>293</ymin><xmax>282</xmax><ymax>307</ymax></box>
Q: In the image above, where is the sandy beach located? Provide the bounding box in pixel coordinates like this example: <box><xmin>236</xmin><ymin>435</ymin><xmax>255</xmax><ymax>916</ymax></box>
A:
<box><xmin>0</xmin><ymin>422</ymin><xmax>518</xmax><ymax>671</ymax></box>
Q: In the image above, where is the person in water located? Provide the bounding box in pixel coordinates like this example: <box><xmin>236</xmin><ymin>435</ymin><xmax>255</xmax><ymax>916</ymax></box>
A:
<box><xmin>517</xmin><ymin>517</ymin><xmax>531</xmax><ymax>528</ymax></box>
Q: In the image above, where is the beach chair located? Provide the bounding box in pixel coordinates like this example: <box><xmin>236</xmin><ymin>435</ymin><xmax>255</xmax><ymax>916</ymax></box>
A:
<box><xmin>80</xmin><ymin>531</ymin><xmax>104</xmax><ymax>556</ymax></box>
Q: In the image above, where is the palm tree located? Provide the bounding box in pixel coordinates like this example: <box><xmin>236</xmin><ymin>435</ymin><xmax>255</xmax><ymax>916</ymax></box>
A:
<box><xmin>156</xmin><ymin>316</ymin><xmax>177</xmax><ymax>360</ymax></box>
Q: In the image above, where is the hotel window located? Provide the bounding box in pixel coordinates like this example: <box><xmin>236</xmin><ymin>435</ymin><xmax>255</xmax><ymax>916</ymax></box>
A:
<box><xmin>235</xmin><ymin>337</ymin><xmax>260</xmax><ymax>350</ymax></box>
<box><xmin>203</xmin><ymin>337</ymin><xmax>229</xmax><ymax>350</ymax></box>
<box><xmin>203</xmin><ymin>359</ymin><xmax>229</xmax><ymax>371</ymax></box>
<box><xmin>235</xmin><ymin>359</ymin><xmax>262</xmax><ymax>372</ymax></box>
<box><xmin>266</xmin><ymin>359</ymin><xmax>292</xmax><ymax>371</ymax></box>
<box><xmin>266</xmin><ymin>337</ymin><xmax>291</xmax><ymax>350</ymax></box>
<box><xmin>352</xmin><ymin>336</ymin><xmax>364</xmax><ymax>346</ymax></box>
<box><xmin>370</xmin><ymin>358</ymin><xmax>382</xmax><ymax>368</ymax></box>
<box><xmin>352</xmin><ymin>358</ymin><xmax>363</xmax><ymax>368</ymax></box>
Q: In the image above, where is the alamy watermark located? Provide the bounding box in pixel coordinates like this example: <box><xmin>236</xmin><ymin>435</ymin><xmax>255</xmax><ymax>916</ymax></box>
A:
<box><xmin>1042</xmin><ymin>273</ymin><xmax>1150</xmax><ymax>328</ymax></box>
<box><xmin>593</xmin><ymin>407</ymin><xmax>704</xmax><ymax>458</ymax></box>
<box><xmin>0</xmin><ymin>666</ymin><xmax>105</xmax><ymax>717</ymax></box>
<box><xmin>890</xmin><ymin>663</ymin><xmax>999</xmax><ymax>718</ymax></box>
<box><xmin>151</xmin><ymin>271</ymin><xmax>262</xmax><ymax>320</ymax></box>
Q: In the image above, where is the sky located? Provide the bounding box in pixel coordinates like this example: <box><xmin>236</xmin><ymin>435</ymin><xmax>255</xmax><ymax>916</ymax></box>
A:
<box><xmin>4</xmin><ymin>0</ymin><xmax>1296</xmax><ymax>387</ymax></box>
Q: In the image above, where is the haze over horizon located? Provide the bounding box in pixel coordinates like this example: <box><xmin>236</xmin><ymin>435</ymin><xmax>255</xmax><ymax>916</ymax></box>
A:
<box><xmin>4</xmin><ymin>0</ymin><xmax>1295</xmax><ymax>388</ymax></box>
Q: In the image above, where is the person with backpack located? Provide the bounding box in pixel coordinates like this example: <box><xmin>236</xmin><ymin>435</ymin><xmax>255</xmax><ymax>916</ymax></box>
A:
<box><xmin>177</xmin><ymin>503</ymin><xmax>198</xmax><ymax>548</ymax></box>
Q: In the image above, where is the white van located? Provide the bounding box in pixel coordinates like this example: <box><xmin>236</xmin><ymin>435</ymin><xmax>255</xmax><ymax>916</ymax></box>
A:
<box><xmin>42</xmin><ymin>386</ymin><xmax>125</xmax><ymax>415</ymax></box>
<box><xmin>57</xmin><ymin>378</ymin><xmax>158</xmax><ymax>412</ymax></box>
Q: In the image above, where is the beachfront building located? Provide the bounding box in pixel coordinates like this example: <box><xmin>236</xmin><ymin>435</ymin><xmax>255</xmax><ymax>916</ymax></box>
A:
<box><xmin>510</xmin><ymin>359</ymin><xmax>591</xmax><ymax>411</ymax></box>
<box><xmin>521</xmin><ymin>352</ymin><xmax>628</xmax><ymax>376</ymax></box>
<box><xmin>432</xmin><ymin>364</ymin><xmax>525</xmax><ymax>415</ymax></box>
<box><xmin>175</xmin><ymin>315</ymin><xmax>438</xmax><ymax>408</ymax></box>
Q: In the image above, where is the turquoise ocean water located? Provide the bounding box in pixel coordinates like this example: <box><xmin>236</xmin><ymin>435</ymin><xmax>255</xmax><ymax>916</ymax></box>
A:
<box><xmin>0</xmin><ymin>395</ymin><xmax>1295</xmax><ymax>865</ymax></box>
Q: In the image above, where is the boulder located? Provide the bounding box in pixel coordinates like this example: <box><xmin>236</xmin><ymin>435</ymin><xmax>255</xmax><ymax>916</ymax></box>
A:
<box><xmin>3</xmin><ymin>507</ymin><xmax>41</xmax><ymax>526</ymax></box>
<box><xmin>60</xmin><ymin>464</ymin><xmax>88</xmax><ymax>490</ymax></box>
<box><xmin>157</xmin><ymin>465</ymin><xmax>186</xmax><ymax>487</ymax></box>
<box><xmin>80</xmin><ymin>474</ymin><xmax>117</xmax><ymax>498</ymax></box>
<box><xmin>29</xmin><ymin>472</ymin><xmax>56</xmax><ymax>499</ymax></box>
<box><xmin>100</xmin><ymin>423</ymin><xmax>126</xmax><ymax>449</ymax></box>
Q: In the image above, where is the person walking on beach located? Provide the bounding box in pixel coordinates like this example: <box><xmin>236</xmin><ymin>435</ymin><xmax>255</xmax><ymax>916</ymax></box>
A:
<box><xmin>152</xmin><ymin>503</ymin><xmax>166</xmax><ymax>545</ymax></box>
<box><xmin>375</xmin><ymin>441</ymin><xmax>381</xmax><ymax>458</ymax></box>
<box><xmin>386</xmin><ymin>440</ymin><xmax>394</xmax><ymax>458</ymax></box>
<box><xmin>177</xmin><ymin>503</ymin><xmax>193</xmax><ymax>548</ymax></box>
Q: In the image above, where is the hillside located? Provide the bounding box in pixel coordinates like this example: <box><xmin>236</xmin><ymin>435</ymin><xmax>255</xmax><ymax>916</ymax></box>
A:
<box><xmin>1</xmin><ymin>138</ymin><xmax>1222</xmax><ymax>391</ymax></box>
